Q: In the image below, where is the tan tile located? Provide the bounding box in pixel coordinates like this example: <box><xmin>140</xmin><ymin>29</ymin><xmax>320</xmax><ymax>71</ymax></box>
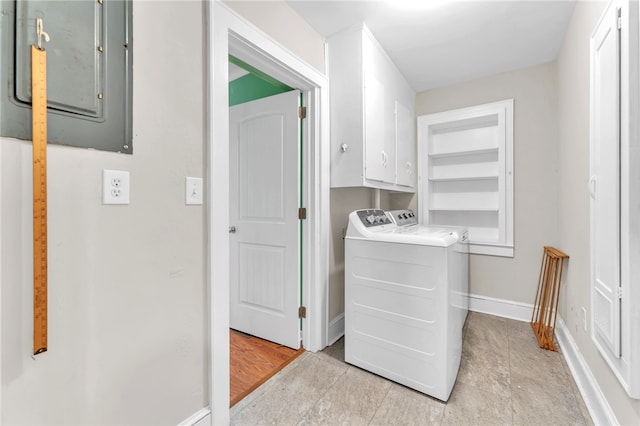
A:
<box><xmin>231</xmin><ymin>313</ymin><xmax>594</xmax><ymax>426</ymax></box>
<box><xmin>231</xmin><ymin>352</ymin><xmax>348</xmax><ymax>426</ymax></box>
<box><xmin>322</xmin><ymin>336</ymin><xmax>345</xmax><ymax>363</ymax></box>
<box><xmin>511</xmin><ymin>371</ymin><xmax>586</xmax><ymax>426</ymax></box>
<box><xmin>564</xmin><ymin>366</ymin><xmax>594</xmax><ymax>426</ymax></box>
<box><xmin>507</xmin><ymin>317</ymin><xmax>591</xmax><ymax>425</ymax></box>
<box><xmin>370</xmin><ymin>382</ymin><xmax>445</xmax><ymax>425</ymax></box>
<box><xmin>299</xmin><ymin>366</ymin><xmax>392</xmax><ymax>425</ymax></box>
<box><xmin>441</xmin><ymin>380</ymin><xmax>513</xmax><ymax>426</ymax></box>
<box><xmin>230</xmin><ymin>352</ymin><xmax>312</xmax><ymax>417</ymax></box>
<box><xmin>457</xmin><ymin>324</ymin><xmax>511</xmax><ymax>398</ymax></box>
<box><xmin>508</xmin><ymin>319</ymin><xmax>561</xmax><ymax>352</ymax></box>
<box><xmin>507</xmin><ymin>318</ymin><xmax>538</xmax><ymax>342</ymax></box>
<box><xmin>465</xmin><ymin>312</ymin><xmax>510</xmax><ymax>355</ymax></box>
<box><xmin>509</xmin><ymin>332</ymin><xmax>571</xmax><ymax>384</ymax></box>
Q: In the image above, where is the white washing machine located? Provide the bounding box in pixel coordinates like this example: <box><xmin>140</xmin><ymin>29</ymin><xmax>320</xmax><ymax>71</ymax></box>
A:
<box><xmin>344</xmin><ymin>209</ymin><xmax>469</xmax><ymax>402</ymax></box>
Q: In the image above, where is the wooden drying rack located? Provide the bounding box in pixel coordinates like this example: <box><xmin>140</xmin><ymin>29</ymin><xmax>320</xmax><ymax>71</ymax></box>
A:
<box><xmin>531</xmin><ymin>246</ymin><xmax>569</xmax><ymax>351</ymax></box>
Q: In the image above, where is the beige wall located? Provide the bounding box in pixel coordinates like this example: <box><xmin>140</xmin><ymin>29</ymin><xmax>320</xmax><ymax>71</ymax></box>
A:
<box><xmin>556</xmin><ymin>1</ymin><xmax>640</xmax><ymax>424</ymax></box>
<box><xmin>415</xmin><ymin>62</ymin><xmax>559</xmax><ymax>305</ymax></box>
<box><xmin>329</xmin><ymin>188</ymin><xmax>373</xmax><ymax>321</ymax></box>
<box><xmin>1</xmin><ymin>2</ymin><xmax>206</xmax><ymax>424</ymax></box>
<box><xmin>224</xmin><ymin>0</ymin><xmax>325</xmax><ymax>74</ymax></box>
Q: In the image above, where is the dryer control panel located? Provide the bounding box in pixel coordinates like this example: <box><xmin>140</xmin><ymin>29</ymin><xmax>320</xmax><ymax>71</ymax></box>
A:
<box><xmin>387</xmin><ymin>209</ymin><xmax>418</xmax><ymax>227</ymax></box>
<box><xmin>355</xmin><ymin>209</ymin><xmax>392</xmax><ymax>227</ymax></box>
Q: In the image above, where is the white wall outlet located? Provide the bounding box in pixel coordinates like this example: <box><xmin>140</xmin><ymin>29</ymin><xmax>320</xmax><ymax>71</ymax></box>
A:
<box><xmin>185</xmin><ymin>176</ymin><xmax>203</xmax><ymax>205</ymax></box>
<box><xmin>103</xmin><ymin>170</ymin><xmax>130</xmax><ymax>205</ymax></box>
<box><xmin>581</xmin><ymin>307</ymin><xmax>587</xmax><ymax>332</ymax></box>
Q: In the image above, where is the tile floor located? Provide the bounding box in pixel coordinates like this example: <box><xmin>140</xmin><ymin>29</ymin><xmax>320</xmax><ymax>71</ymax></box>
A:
<box><xmin>230</xmin><ymin>312</ymin><xmax>593</xmax><ymax>425</ymax></box>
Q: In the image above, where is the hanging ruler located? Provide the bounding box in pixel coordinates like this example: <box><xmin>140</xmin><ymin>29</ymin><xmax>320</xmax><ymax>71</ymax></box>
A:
<box><xmin>32</xmin><ymin>21</ymin><xmax>49</xmax><ymax>355</ymax></box>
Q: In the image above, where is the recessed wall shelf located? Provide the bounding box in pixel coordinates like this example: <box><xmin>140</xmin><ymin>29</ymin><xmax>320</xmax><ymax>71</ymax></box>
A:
<box><xmin>418</xmin><ymin>99</ymin><xmax>514</xmax><ymax>257</ymax></box>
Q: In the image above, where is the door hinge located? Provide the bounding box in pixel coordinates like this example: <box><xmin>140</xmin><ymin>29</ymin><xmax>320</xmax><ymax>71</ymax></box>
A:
<box><xmin>298</xmin><ymin>207</ymin><xmax>307</xmax><ymax>220</ymax></box>
<box><xmin>618</xmin><ymin>8</ymin><xmax>622</xmax><ymax>29</ymax></box>
<box><xmin>617</xmin><ymin>286</ymin><xmax>623</xmax><ymax>299</ymax></box>
<box><xmin>298</xmin><ymin>306</ymin><xmax>307</xmax><ymax>318</ymax></box>
<box><xmin>299</xmin><ymin>106</ymin><xmax>307</xmax><ymax>119</ymax></box>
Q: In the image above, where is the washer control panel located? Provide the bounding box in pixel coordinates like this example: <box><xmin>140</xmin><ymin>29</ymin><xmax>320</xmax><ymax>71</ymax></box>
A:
<box><xmin>356</xmin><ymin>209</ymin><xmax>392</xmax><ymax>227</ymax></box>
<box><xmin>388</xmin><ymin>209</ymin><xmax>418</xmax><ymax>227</ymax></box>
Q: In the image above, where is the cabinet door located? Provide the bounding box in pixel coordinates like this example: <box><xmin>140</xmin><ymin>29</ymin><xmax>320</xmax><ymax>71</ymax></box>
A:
<box><xmin>363</xmin><ymin>32</ymin><xmax>396</xmax><ymax>185</ymax></box>
<box><xmin>396</xmin><ymin>101</ymin><xmax>414</xmax><ymax>187</ymax></box>
<box><xmin>364</xmin><ymin>72</ymin><xmax>388</xmax><ymax>182</ymax></box>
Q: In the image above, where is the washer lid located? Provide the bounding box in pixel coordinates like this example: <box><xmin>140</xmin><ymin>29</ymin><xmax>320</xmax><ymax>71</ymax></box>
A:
<box><xmin>374</xmin><ymin>225</ymin><xmax>465</xmax><ymax>246</ymax></box>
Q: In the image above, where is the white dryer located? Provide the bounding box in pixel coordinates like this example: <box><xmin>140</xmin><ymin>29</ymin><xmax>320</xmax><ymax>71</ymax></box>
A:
<box><xmin>344</xmin><ymin>209</ymin><xmax>469</xmax><ymax>401</ymax></box>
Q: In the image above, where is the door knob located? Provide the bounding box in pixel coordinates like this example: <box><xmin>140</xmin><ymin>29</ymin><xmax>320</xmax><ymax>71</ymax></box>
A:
<box><xmin>229</xmin><ymin>226</ymin><xmax>237</xmax><ymax>234</ymax></box>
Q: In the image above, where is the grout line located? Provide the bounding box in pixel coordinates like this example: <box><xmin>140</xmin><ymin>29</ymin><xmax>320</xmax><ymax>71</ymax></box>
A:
<box><xmin>367</xmin><ymin>378</ymin><xmax>394</xmax><ymax>425</ymax></box>
<box><xmin>294</xmin><ymin>352</ymin><xmax>351</xmax><ymax>425</ymax></box>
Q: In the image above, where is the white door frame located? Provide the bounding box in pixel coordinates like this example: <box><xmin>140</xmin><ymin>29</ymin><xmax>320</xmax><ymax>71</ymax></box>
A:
<box><xmin>0</xmin><ymin>141</ymin><xmax>3</xmax><ymax>422</ymax></box>
<box><xmin>206</xmin><ymin>2</ymin><xmax>330</xmax><ymax>424</ymax></box>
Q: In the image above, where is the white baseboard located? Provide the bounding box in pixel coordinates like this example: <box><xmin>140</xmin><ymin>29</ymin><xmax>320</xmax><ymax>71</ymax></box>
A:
<box><xmin>327</xmin><ymin>313</ymin><xmax>344</xmax><ymax>346</ymax></box>
<box><xmin>178</xmin><ymin>407</ymin><xmax>210</xmax><ymax>426</ymax></box>
<box><xmin>467</xmin><ymin>293</ymin><xmax>533</xmax><ymax>322</ymax></box>
<box><xmin>555</xmin><ymin>317</ymin><xmax>618</xmax><ymax>426</ymax></box>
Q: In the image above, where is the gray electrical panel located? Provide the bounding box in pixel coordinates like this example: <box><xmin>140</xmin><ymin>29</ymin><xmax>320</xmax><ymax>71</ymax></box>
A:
<box><xmin>0</xmin><ymin>0</ymin><xmax>133</xmax><ymax>154</ymax></box>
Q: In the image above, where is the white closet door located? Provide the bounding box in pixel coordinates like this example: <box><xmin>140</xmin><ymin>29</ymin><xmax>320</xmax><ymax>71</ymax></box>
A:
<box><xmin>590</xmin><ymin>1</ymin><xmax>621</xmax><ymax>357</ymax></box>
<box><xmin>229</xmin><ymin>90</ymin><xmax>301</xmax><ymax>350</ymax></box>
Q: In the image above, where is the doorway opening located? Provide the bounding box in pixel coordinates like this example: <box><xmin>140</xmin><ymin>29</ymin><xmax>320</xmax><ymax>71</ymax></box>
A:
<box><xmin>208</xmin><ymin>4</ymin><xmax>330</xmax><ymax>423</ymax></box>
<box><xmin>227</xmin><ymin>58</ymin><xmax>305</xmax><ymax>406</ymax></box>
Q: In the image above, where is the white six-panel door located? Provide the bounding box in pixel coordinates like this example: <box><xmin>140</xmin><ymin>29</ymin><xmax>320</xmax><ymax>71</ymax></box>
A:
<box><xmin>229</xmin><ymin>90</ymin><xmax>301</xmax><ymax>350</ymax></box>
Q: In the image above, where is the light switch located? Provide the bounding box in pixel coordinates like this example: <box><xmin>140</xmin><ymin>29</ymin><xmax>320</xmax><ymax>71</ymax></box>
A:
<box><xmin>185</xmin><ymin>177</ymin><xmax>203</xmax><ymax>205</ymax></box>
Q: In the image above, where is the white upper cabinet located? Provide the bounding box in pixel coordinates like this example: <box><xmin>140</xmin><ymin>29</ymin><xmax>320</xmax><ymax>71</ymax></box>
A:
<box><xmin>328</xmin><ymin>24</ymin><xmax>416</xmax><ymax>192</ymax></box>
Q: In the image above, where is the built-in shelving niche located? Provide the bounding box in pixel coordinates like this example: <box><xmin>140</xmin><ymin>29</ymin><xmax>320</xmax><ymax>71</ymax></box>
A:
<box><xmin>418</xmin><ymin>100</ymin><xmax>513</xmax><ymax>257</ymax></box>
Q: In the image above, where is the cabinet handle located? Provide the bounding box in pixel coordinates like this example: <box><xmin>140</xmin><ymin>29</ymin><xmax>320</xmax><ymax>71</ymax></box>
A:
<box><xmin>381</xmin><ymin>151</ymin><xmax>387</xmax><ymax>167</ymax></box>
<box><xmin>588</xmin><ymin>176</ymin><xmax>596</xmax><ymax>199</ymax></box>
<box><xmin>406</xmin><ymin>161</ymin><xmax>412</xmax><ymax>174</ymax></box>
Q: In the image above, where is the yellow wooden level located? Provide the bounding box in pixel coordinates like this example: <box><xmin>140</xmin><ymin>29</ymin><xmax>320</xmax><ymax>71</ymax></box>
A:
<box><xmin>32</xmin><ymin>43</ymin><xmax>48</xmax><ymax>356</ymax></box>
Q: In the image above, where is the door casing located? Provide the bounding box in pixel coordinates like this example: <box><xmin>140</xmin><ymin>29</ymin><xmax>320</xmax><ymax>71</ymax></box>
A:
<box><xmin>207</xmin><ymin>3</ymin><xmax>330</xmax><ymax>424</ymax></box>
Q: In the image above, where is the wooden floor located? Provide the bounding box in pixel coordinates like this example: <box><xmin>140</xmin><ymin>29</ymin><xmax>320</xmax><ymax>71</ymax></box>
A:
<box><xmin>230</xmin><ymin>330</ymin><xmax>304</xmax><ymax>407</ymax></box>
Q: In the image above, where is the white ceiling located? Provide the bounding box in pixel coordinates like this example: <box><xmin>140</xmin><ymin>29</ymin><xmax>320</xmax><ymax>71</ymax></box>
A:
<box><xmin>287</xmin><ymin>0</ymin><xmax>576</xmax><ymax>92</ymax></box>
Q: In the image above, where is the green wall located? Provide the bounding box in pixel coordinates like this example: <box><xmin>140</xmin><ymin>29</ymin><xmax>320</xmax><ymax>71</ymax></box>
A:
<box><xmin>229</xmin><ymin>56</ymin><xmax>293</xmax><ymax>106</ymax></box>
